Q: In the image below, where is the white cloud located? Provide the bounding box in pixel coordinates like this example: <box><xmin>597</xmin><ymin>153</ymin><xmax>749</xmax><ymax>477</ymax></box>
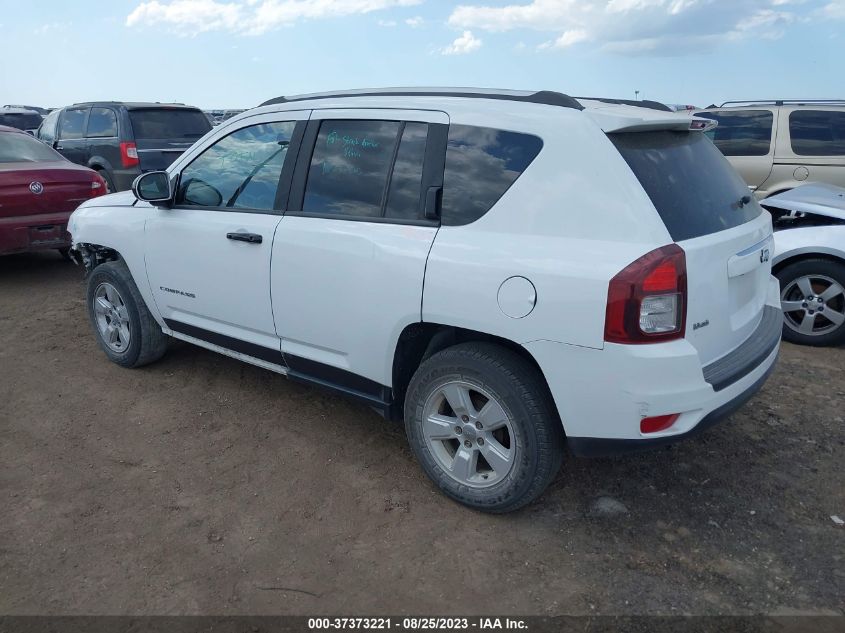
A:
<box><xmin>405</xmin><ymin>15</ymin><xmax>424</xmax><ymax>26</ymax></box>
<box><xmin>448</xmin><ymin>0</ymin><xmax>813</xmax><ymax>55</ymax></box>
<box><xmin>820</xmin><ymin>0</ymin><xmax>845</xmax><ymax>17</ymax></box>
<box><xmin>127</xmin><ymin>0</ymin><xmax>422</xmax><ymax>36</ymax></box>
<box><xmin>34</xmin><ymin>21</ymin><xmax>71</xmax><ymax>35</ymax></box>
<box><xmin>441</xmin><ymin>29</ymin><xmax>482</xmax><ymax>54</ymax></box>
<box><xmin>378</xmin><ymin>18</ymin><xmax>398</xmax><ymax>26</ymax></box>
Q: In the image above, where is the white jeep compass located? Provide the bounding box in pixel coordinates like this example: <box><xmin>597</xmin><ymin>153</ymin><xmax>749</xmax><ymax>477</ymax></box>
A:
<box><xmin>68</xmin><ymin>88</ymin><xmax>782</xmax><ymax>513</ymax></box>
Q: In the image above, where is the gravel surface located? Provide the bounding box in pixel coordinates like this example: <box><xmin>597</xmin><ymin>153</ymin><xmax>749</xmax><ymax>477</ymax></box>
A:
<box><xmin>1</xmin><ymin>251</ymin><xmax>843</xmax><ymax>616</ymax></box>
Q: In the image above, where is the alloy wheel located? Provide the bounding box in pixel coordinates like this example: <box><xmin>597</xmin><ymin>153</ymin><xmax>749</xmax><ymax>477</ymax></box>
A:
<box><xmin>421</xmin><ymin>380</ymin><xmax>516</xmax><ymax>488</ymax></box>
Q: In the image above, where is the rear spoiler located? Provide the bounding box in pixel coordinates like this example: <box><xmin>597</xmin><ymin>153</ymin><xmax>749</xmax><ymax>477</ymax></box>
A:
<box><xmin>582</xmin><ymin>103</ymin><xmax>718</xmax><ymax>133</ymax></box>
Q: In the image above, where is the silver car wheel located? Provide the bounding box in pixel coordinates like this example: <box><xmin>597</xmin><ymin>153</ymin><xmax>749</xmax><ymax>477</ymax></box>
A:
<box><xmin>421</xmin><ymin>380</ymin><xmax>516</xmax><ymax>489</ymax></box>
<box><xmin>93</xmin><ymin>282</ymin><xmax>131</xmax><ymax>352</ymax></box>
<box><xmin>781</xmin><ymin>274</ymin><xmax>845</xmax><ymax>337</ymax></box>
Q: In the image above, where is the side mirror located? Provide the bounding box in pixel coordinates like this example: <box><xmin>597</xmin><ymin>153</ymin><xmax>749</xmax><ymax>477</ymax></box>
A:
<box><xmin>132</xmin><ymin>171</ymin><xmax>172</xmax><ymax>205</ymax></box>
<box><xmin>181</xmin><ymin>178</ymin><xmax>223</xmax><ymax>207</ymax></box>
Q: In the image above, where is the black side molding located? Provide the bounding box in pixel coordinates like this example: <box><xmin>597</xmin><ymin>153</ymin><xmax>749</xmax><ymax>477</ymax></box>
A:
<box><xmin>164</xmin><ymin>319</ymin><xmax>282</xmax><ymax>365</ymax></box>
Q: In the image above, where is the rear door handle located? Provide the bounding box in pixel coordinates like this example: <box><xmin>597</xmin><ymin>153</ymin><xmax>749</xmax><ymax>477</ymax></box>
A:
<box><xmin>226</xmin><ymin>232</ymin><xmax>263</xmax><ymax>244</ymax></box>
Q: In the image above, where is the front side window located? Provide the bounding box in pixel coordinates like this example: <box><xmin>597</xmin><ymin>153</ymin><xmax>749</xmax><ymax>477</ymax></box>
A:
<box><xmin>790</xmin><ymin>110</ymin><xmax>845</xmax><ymax>156</ymax></box>
<box><xmin>441</xmin><ymin>125</ymin><xmax>543</xmax><ymax>226</ymax></box>
<box><xmin>698</xmin><ymin>110</ymin><xmax>773</xmax><ymax>157</ymax></box>
<box><xmin>86</xmin><ymin>108</ymin><xmax>117</xmax><ymax>138</ymax></box>
<box><xmin>59</xmin><ymin>109</ymin><xmax>87</xmax><ymax>140</ymax></box>
<box><xmin>302</xmin><ymin>120</ymin><xmax>403</xmax><ymax>218</ymax></box>
<box><xmin>176</xmin><ymin>121</ymin><xmax>296</xmax><ymax>211</ymax></box>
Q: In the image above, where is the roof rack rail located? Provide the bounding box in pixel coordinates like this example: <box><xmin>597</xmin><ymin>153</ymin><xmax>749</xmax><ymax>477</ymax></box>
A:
<box><xmin>575</xmin><ymin>97</ymin><xmax>672</xmax><ymax>112</ymax></box>
<box><xmin>259</xmin><ymin>88</ymin><xmax>584</xmax><ymax>110</ymax></box>
<box><xmin>719</xmin><ymin>99</ymin><xmax>845</xmax><ymax>107</ymax></box>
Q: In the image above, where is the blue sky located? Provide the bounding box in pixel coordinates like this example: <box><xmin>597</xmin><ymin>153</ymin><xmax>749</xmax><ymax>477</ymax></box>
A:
<box><xmin>1</xmin><ymin>0</ymin><xmax>843</xmax><ymax>110</ymax></box>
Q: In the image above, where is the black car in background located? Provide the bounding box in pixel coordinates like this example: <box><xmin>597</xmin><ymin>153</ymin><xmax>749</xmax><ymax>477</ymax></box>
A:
<box><xmin>36</xmin><ymin>102</ymin><xmax>212</xmax><ymax>192</ymax></box>
<box><xmin>0</xmin><ymin>108</ymin><xmax>44</xmax><ymax>134</ymax></box>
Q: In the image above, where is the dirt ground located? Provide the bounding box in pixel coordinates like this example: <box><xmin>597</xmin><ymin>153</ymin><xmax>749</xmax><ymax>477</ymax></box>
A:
<box><xmin>0</xmin><ymin>251</ymin><xmax>843</xmax><ymax>616</ymax></box>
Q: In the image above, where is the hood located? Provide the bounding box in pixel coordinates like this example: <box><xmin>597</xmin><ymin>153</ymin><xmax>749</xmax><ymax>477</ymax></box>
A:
<box><xmin>77</xmin><ymin>189</ymin><xmax>138</xmax><ymax>209</ymax></box>
<box><xmin>761</xmin><ymin>183</ymin><xmax>845</xmax><ymax>222</ymax></box>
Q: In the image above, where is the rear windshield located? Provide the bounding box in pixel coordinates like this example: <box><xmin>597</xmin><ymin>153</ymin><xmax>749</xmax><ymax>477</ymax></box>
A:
<box><xmin>128</xmin><ymin>109</ymin><xmax>211</xmax><ymax>140</ymax></box>
<box><xmin>0</xmin><ymin>112</ymin><xmax>43</xmax><ymax>131</ymax></box>
<box><xmin>610</xmin><ymin>131</ymin><xmax>761</xmax><ymax>242</ymax></box>
<box><xmin>0</xmin><ymin>131</ymin><xmax>62</xmax><ymax>163</ymax></box>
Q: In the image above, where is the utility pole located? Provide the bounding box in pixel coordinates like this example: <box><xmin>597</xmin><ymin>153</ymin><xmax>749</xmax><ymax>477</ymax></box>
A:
<box><xmin>635</xmin><ymin>90</ymin><xmax>640</xmax><ymax>101</ymax></box>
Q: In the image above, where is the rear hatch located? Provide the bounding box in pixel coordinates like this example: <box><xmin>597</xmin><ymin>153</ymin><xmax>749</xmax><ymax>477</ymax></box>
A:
<box><xmin>128</xmin><ymin>108</ymin><xmax>211</xmax><ymax>171</ymax></box>
<box><xmin>610</xmin><ymin>130</ymin><xmax>773</xmax><ymax>365</ymax></box>
<box><xmin>0</xmin><ymin>161</ymin><xmax>99</xmax><ymax>218</ymax></box>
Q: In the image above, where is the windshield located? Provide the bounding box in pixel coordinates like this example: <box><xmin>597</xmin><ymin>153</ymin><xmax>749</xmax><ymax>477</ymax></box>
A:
<box><xmin>129</xmin><ymin>109</ymin><xmax>212</xmax><ymax>140</ymax></box>
<box><xmin>610</xmin><ymin>130</ymin><xmax>762</xmax><ymax>241</ymax></box>
<box><xmin>0</xmin><ymin>131</ymin><xmax>63</xmax><ymax>163</ymax></box>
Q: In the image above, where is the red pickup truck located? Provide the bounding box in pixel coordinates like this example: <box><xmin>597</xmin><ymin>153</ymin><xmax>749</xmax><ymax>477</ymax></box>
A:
<box><xmin>0</xmin><ymin>125</ymin><xmax>106</xmax><ymax>256</ymax></box>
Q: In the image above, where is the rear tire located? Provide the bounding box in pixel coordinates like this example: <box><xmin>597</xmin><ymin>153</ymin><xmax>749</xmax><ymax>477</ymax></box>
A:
<box><xmin>86</xmin><ymin>261</ymin><xmax>168</xmax><ymax>367</ymax></box>
<box><xmin>404</xmin><ymin>342</ymin><xmax>564</xmax><ymax>513</ymax></box>
<box><xmin>97</xmin><ymin>169</ymin><xmax>116</xmax><ymax>193</ymax></box>
<box><xmin>776</xmin><ymin>258</ymin><xmax>845</xmax><ymax>347</ymax></box>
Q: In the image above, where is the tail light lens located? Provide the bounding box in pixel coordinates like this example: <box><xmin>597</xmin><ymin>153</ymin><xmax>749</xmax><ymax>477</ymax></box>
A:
<box><xmin>605</xmin><ymin>244</ymin><xmax>687</xmax><ymax>344</ymax></box>
<box><xmin>90</xmin><ymin>174</ymin><xmax>106</xmax><ymax>197</ymax></box>
<box><xmin>120</xmin><ymin>141</ymin><xmax>139</xmax><ymax>168</ymax></box>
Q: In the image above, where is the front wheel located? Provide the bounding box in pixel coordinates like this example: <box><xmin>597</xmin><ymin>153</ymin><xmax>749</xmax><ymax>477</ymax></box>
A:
<box><xmin>404</xmin><ymin>342</ymin><xmax>564</xmax><ymax>513</ymax></box>
<box><xmin>776</xmin><ymin>258</ymin><xmax>845</xmax><ymax>347</ymax></box>
<box><xmin>86</xmin><ymin>261</ymin><xmax>169</xmax><ymax>367</ymax></box>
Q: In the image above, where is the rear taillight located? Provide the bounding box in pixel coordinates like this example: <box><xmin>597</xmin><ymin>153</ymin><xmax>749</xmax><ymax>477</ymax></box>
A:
<box><xmin>604</xmin><ymin>244</ymin><xmax>687</xmax><ymax>344</ymax></box>
<box><xmin>90</xmin><ymin>174</ymin><xmax>106</xmax><ymax>197</ymax></box>
<box><xmin>120</xmin><ymin>141</ymin><xmax>139</xmax><ymax>168</ymax></box>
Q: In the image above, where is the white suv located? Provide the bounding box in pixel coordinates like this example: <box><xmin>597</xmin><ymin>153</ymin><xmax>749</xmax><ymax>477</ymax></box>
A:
<box><xmin>68</xmin><ymin>88</ymin><xmax>783</xmax><ymax>513</ymax></box>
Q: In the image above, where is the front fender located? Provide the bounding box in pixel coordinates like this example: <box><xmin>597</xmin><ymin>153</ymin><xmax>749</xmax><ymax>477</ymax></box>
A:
<box><xmin>772</xmin><ymin>225</ymin><xmax>845</xmax><ymax>267</ymax></box>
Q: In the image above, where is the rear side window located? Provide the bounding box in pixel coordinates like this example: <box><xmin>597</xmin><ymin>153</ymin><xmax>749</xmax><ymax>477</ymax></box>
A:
<box><xmin>86</xmin><ymin>108</ymin><xmax>117</xmax><ymax>138</ymax></box>
<box><xmin>789</xmin><ymin>110</ymin><xmax>845</xmax><ymax>156</ymax></box>
<box><xmin>611</xmin><ymin>131</ymin><xmax>761</xmax><ymax>242</ymax></box>
<box><xmin>59</xmin><ymin>109</ymin><xmax>87</xmax><ymax>140</ymax></box>
<box><xmin>129</xmin><ymin>109</ymin><xmax>211</xmax><ymax>140</ymax></box>
<box><xmin>697</xmin><ymin>110</ymin><xmax>773</xmax><ymax>156</ymax></box>
<box><xmin>442</xmin><ymin>125</ymin><xmax>543</xmax><ymax>226</ymax></box>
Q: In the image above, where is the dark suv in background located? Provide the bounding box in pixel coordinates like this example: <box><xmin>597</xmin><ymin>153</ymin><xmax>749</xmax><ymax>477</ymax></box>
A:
<box><xmin>36</xmin><ymin>102</ymin><xmax>211</xmax><ymax>192</ymax></box>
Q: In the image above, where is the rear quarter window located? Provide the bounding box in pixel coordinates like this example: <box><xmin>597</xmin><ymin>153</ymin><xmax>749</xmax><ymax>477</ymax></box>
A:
<box><xmin>789</xmin><ymin>110</ymin><xmax>845</xmax><ymax>156</ymax></box>
<box><xmin>611</xmin><ymin>131</ymin><xmax>762</xmax><ymax>242</ymax></box>
<box><xmin>442</xmin><ymin>125</ymin><xmax>542</xmax><ymax>226</ymax></box>
<box><xmin>697</xmin><ymin>110</ymin><xmax>773</xmax><ymax>157</ymax></box>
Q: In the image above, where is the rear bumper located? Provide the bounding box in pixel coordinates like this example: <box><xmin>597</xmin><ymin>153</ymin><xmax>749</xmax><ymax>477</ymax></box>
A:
<box><xmin>567</xmin><ymin>354</ymin><xmax>777</xmax><ymax>457</ymax></box>
<box><xmin>524</xmin><ymin>278</ymin><xmax>782</xmax><ymax>456</ymax></box>
<box><xmin>0</xmin><ymin>211</ymin><xmax>73</xmax><ymax>255</ymax></box>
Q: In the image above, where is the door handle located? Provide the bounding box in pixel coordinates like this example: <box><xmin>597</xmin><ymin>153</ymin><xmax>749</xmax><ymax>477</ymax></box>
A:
<box><xmin>226</xmin><ymin>232</ymin><xmax>263</xmax><ymax>244</ymax></box>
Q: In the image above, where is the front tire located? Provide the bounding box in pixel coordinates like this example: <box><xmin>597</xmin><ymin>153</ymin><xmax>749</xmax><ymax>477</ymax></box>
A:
<box><xmin>86</xmin><ymin>261</ymin><xmax>168</xmax><ymax>367</ymax></box>
<box><xmin>776</xmin><ymin>258</ymin><xmax>845</xmax><ymax>347</ymax></box>
<box><xmin>404</xmin><ymin>342</ymin><xmax>564</xmax><ymax>513</ymax></box>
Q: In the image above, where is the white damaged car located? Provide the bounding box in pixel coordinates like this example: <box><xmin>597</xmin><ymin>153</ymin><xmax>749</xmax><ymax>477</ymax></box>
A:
<box><xmin>764</xmin><ymin>183</ymin><xmax>845</xmax><ymax>346</ymax></box>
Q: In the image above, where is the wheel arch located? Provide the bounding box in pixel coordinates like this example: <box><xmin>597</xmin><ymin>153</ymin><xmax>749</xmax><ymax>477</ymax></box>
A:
<box><xmin>772</xmin><ymin>249</ymin><xmax>845</xmax><ymax>275</ymax></box>
<box><xmin>390</xmin><ymin>322</ymin><xmax>559</xmax><ymax>427</ymax></box>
